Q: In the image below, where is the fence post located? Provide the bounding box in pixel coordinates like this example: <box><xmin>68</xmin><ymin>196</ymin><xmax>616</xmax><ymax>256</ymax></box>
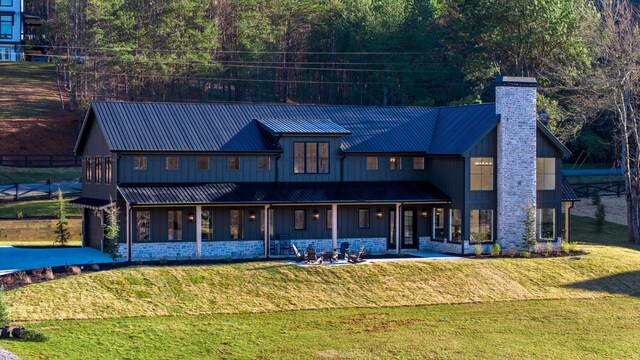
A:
<box><xmin>14</xmin><ymin>183</ymin><xmax>19</xmax><ymax>200</ymax></box>
<box><xmin>48</xmin><ymin>180</ymin><xmax>52</xmax><ymax>197</ymax></box>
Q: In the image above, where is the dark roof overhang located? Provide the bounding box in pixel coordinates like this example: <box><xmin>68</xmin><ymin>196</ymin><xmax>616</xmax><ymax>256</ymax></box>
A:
<box><xmin>69</xmin><ymin>197</ymin><xmax>114</xmax><ymax>210</ymax></box>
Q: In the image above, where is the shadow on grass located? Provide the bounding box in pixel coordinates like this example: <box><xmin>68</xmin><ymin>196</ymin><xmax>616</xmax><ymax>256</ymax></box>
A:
<box><xmin>564</xmin><ymin>270</ymin><xmax>640</xmax><ymax>297</ymax></box>
<box><xmin>571</xmin><ymin>215</ymin><xmax>640</xmax><ymax>251</ymax></box>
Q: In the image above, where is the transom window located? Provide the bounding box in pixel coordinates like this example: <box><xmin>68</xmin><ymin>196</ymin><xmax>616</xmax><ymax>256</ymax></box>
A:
<box><xmin>413</xmin><ymin>157</ymin><xmax>425</xmax><ymax>170</ymax></box>
<box><xmin>537</xmin><ymin>208</ymin><xmax>555</xmax><ymax>240</ymax></box>
<box><xmin>94</xmin><ymin>157</ymin><xmax>102</xmax><ymax>184</ymax></box>
<box><xmin>433</xmin><ymin>208</ymin><xmax>445</xmax><ymax>240</ymax></box>
<box><xmin>366</xmin><ymin>156</ymin><xmax>378</xmax><ymax>170</ymax></box>
<box><xmin>358</xmin><ymin>209</ymin><xmax>370</xmax><ymax>229</ymax></box>
<box><xmin>133</xmin><ymin>156</ymin><xmax>147</xmax><ymax>171</ymax></box>
<box><xmin>136</xmin><ymin>211</ymin><xmax>150</xmax><ymax>241</ymax></box>
<box><xmin>196</xmin><ymin>156</ymin><xmax>209</xmax><ymax>170</ymax></box>
<box><xmin>228</xmin><ymin>156</ymin><xmax>240</xmax><ymax>170</ymax></box>
<box><xmin>230</xmin><ymin>210</ymin><xmax>243</xmax><ymax>239</ymax></box>
<box><xmin>0</xmin><ymin>15</ymin><xmax>12</xmax><ymax>40</ymax></box>
<box><xmin>258</xmin><ymin>156</ymin><xmax>270</xmax><ymax>170</ymax></box>
<box><xmin>293</xmin><ymin>142</ymin><xmax>329</xmax><ymax>174</ymax></box>
<box><xmin>471</xmin><ymin>157</ymin><xmax>493</xmax><ymax>191</ymax></box>
<box><xmin>167</xmin><ymin>210</ymin><xmax>182</xmax><ymax>241</ymax></box>
<box><xmin>201</xmin><ymin>210</ymin><xmax>214</xmax><ymax>240</ymax></box>
<box><xmin>85</xmin><ymin>157</ymin><xmax>92</xmax><ymax>183</ymax></box>
<box><xmin>104</xmin><ymin>157</ymin><xmax>112</xmax><ymax>184</ymax></box>
<box><xmin>390</xmin><ymin>156</ymin><xmax>402</xmax><ymax>170</ymax></box>
<box><xmin>166</xmin><ymin>156</ymin><xmax>179</xmax><ymax>170</ymax></box>
<box><xmin>537</xmin><ymin>158</ymin><xmax>556</xmax><ymax>190</ymax></box>
<box><xmin>294</xmin><ymin>209</ymin><xmax>306</xmax><ymax>230</ymax></box>
<box><xmin>470</xmin><ymin>209</ymin><xmax>493</xmax><ymax>243</ymax></box>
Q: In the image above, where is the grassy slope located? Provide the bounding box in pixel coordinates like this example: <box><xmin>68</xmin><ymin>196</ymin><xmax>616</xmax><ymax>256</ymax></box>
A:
<box><xmin>0</xmin><ymin>199</ymin><xmax>81</xmax><ymax>218</ymax></box>
<box><xmin>0</xmin><ymin>63</ymin><xmax>60</xmax><ymax>119</ymax></box>
<box><xmin>0</xmin><ymin>166</ymin><xmax>81</xmax><ymax>184</ymax></box>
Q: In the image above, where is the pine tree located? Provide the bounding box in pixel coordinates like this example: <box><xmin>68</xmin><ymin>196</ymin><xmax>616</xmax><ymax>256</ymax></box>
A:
<box><xmin>103</xmin><ymin>202</ymin><xmax>120</xmax><ymax>263</ymax></box>
<box><xmin>521</xmin><ymin>203</ymin><xmax>537</xmax><ymax>252</ymax></box>
<box><xmin>53</xmin><ymin>189</ymin><xmax>71</xmax><ymax>246</ymax></box>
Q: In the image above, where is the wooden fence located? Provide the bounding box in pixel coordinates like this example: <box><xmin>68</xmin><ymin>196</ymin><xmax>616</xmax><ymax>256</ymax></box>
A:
<box><xmin>0</xmin><ymin>154</ymin><xmax>81</xmax><ymax>167</ymax></box>
<box><xmin>571</xmin><ymin>181</ymin><xmax>626</xmax><ymax>198</ymax></box>
<box><xmin>0</xmin><ymin>180</ymin><xmax>81</xmax><ymax>201</ymax></box>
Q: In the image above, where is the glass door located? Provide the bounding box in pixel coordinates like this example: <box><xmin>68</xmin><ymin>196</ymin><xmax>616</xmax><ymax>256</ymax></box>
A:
<box><xmin>402</xmin><ymin>208</ymin><xmax>417</xmax><ymax>249</ymax></box>
<box><xmin>388</xmin><ymin>209</ymin><xmax>396</xmax><ymax>250</ymax></box>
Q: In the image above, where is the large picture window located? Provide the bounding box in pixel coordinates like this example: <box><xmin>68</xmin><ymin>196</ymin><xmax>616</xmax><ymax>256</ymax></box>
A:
<box><xmin>470</xmin><ymin>210</ymin><xmax>493</xmax><ymax>243</ymax></box>
<box><xmin>537</xmin><ymin>208</ymin><xmax>555</xmax><ymax>240</ymax></box>
<box><xmin>104</xmin><ymin>157</ymin><xmax>112</xmax><ymax>184</ymax></box>
<box><xmin>136</xmin><ymin>211</ymin><xmax>150</xmax><ymax>241</ymax></box>
<box><xmin>85</xmin><ymin>157</ymin><xmax>92</xmax><ymax>183</ymax></box>
<box><xmin>358</xmin><ymin>209</ymin><xmax>370</xmax><ymax>229</ymax></box>
<box><xmin>537</xmin><ymin>158</ymin><xmax>556</xmax><ymax>190</ymax></box>
<box><xmin>471</xmin><ymin>157</ymin><xmax>493</xmax><ymax>191</ymax></box>
<box><xmin>293</xmin><ymin>142</ymin><xmax>329</xmax><ymax>174</ymax></box>
<box><xmin>168</xmin><ymin>210</ymin><xmax>182</xmax><ymax>241</ymax></box>
<box><xmin>366</xmin><ymin>156</ymin><xmax>378</xmax><ymax>170</ymax></box>
<box><xmin>201</xmin><ymin>210</ymin><xmax>213</xmax><ymax>240</ymax></box>
<box><xmin>230</xmin><ymin>210</ymin><xmax>243</xmax><ymax>239</ymax></box>
<box><xmin>94</xmin><ymin>157</ymin><xmax>102</xmax><ymax>184</ymax></box>
<box><xmin>450</xmin><ymin>209</ymin><xmax>462</xmax><ymax>243</ymax></box>
<box><xmin>433</xmin><ymin>208</ymin><xmax>445</xmax><ymax>240</ymax></box>
<box><xmin>294</xmin><ymin>209</ymin><xmax>306</xmax><ymax>230</ymax></box>
<box><xmin>133</xmin><ymin>156</ymin><xmax>147</xmax><ymax>171</ymax></box>
<box><xmin>0</xmin><ymin>15</ymin><xmax>12</xmax><ymax>40</ymax></box>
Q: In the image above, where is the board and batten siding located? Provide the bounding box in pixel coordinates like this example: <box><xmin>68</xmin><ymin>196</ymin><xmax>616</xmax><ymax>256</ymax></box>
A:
<box><xmin>277</xmin><ymin>136</ymin><xmax>341</xmax><ymax>182</ymax></box>
<box><xmin>342</xmin><ymin>155</ymin><xmax>426</xmax><ymax>181</ymax></box>
<box><xmin>80</xmin><ymin>116</ymin><xmax>116</xmax><ymax>200</ymax></box>
<box><xmin>537</xmin><ymin>130</ymin><xmax>563</xmax><ymax>241</ymax></box>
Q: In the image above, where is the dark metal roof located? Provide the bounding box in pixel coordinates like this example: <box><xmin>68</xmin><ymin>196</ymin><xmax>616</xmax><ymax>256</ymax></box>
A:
<box><xmin>561</xmin><ymin>176</ymin><xmax>580</xmax><ymax>202</ymax></box>
<box><xmin>118</xmin><ymin>181</ymin><xmax>450</xmax><ymax>205</ymax></box>
<box><xmin>257</xmin><ymin>118</ymin><xmax>351</xmax><ymax>136</ymax></box>
<box><xmin>69</xmin><ymin>197</ymin><xmax>113</xmax><ymax>210</ymax></box>
<box><xmin>429</xmin><ymin>104</ymin><xmax>498</xmax><ymax>155</ymax></box>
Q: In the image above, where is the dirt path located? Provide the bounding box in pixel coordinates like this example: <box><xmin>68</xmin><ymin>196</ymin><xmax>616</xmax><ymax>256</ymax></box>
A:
<box><xmin>572</xmin><ymin>196</ymin><xmax>627</xmax><ymax>225</ymax></box>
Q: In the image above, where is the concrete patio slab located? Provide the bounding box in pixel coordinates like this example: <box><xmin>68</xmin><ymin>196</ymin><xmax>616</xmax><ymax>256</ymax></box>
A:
<box><xmin>0</xmin><ymin>246</ymin><xmax>114</xmax><ymax>276</ymax></box>
<box><xmin>288</xmin><ymin>252</ymin><xmax>463</xmax><ymax>267</ymax></box>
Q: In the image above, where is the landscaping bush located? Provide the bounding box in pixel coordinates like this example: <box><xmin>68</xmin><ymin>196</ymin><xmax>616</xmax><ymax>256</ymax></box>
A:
<box><xmin>521</xmin><ymin>204</ymin><xmax>537</xmax><ymax>252</ymax></box>
<box><xmin>158</xmin><ymin>257</ymin><xmax>169</xmax><ymax>265</ymax></box>
<box><xmin>595</xmin><ymin>203</ymin><xmax>606</xmax><ymax>233</ymax></box>
<box><xmin>31</xmin><ymin>268</ymin><xmax>44</xmax><ymax>278</ymax></box>
<box><xmin>53</xmin><ymin>189</ymin><xmax>71</xmax><ymax>246</ymax></box>
<box><xmin>490</xmin><ymin>243</ymin><xmax>501</xmax><ymax>256</ymax></box>
<box><xmin>520</xmin><ymin>251</ymin><xmax>531</xmax><ymax>258</ymax></box>
<box><xmin>545</xmin><ymin>242</ymin><xmax>553</xmax><ymax>256</ymax></box>
<box><xmin>103</xmin><ymin>202</ymin><xmax>121</xmax><ymax>263</ymax></box>
<box><xmin>0</xmin><ymin>289</ymin><xmax>9</xmax><ymax>328</ymax></box>
<box><xmin>591</xmin><ymin>191</ymin><xmax>602</xmax><ymax>206</ymax></box>
<box><xmin>20</xmin><ymin>329</ymin><xmax>49</xmax><ymax>342</ymax></box>
<box><xmin>474</xmin><ymin>244</ymin><xmax>482</xmax><ymax>256</ymax></box>
<box><xmin>15</xmin><ymin>210</ymin><xmax>23</xmax><ymax>219</ymax></box>
<box><xmin>561</xmin><ymin>241</ymin><xmax>576</xmax><ymax>254</ymax></box>
<box><xmin>14</xmin><ymin>271</ymin><xmax>31</xmax><ymax>284</ymax></box>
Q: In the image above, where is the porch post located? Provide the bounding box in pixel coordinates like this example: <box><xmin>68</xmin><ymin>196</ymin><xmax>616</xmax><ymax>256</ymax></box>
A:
<box><xmin>264</xmin><ymin>204</ymin><xmax>269</xmax><ymax>257</ymax></box>
<box><xmin>126</xmin><ymin>204</ymin><xmax>132</xmax><ymax>261</ymax></box>
<box><xmin>332</xmin><ymin>203</ymin><xmax>338</xmax><ymax>250</ymax></box>
<box><xmin>196</xmin><ymin>205</ymin><xmax>202</xmax><ymax>258</ymax></box>
<box><xmin>395</xmin><ymin>203</ymin><xmax>401</xmax><ymax>254</ymax></box>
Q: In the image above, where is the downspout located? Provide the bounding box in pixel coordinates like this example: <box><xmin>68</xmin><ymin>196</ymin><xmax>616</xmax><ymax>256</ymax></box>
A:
<box><xmin>339</xmin><ymin>152</ymin><xmax>346</xmax><ymax>182</ymax></box>
<box><xmin>568</xmin><ymin>201</ymin><xmax>575</xmax><ymax>243</ymax></box>
<box><xmin>126</xmin><ymin>203</ymin><xmax>132</xmax><ymax>261</ymax></box>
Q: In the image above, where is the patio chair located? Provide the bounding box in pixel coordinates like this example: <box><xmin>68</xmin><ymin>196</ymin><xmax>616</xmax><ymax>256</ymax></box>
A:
<box><xmin>291</xmin><ymin>244</ymin><xmax>305</xmax><ymax>262</ymax></box>
<box><xmin>321</xmin><ymin>249</ymin><xmax>340</xmax><ymax>263</ymax></box>
<box><xmin>305</xmin><ymin>246</ymin><xmax>317</xmax><ymax>263</ymax></box>
<box><xmin>346</xmin><ymin>245</ymin><xmax>365</xmax><ymax>263</ymax></box>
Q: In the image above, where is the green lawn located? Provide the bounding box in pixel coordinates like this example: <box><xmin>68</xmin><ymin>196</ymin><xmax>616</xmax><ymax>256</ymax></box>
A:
<box><xmin>0</xmin><ymin>63</ymin><xmax>60</xmax><ymax>119</ymax></box>
<box><xmin>0</xmin><ymin>166</ymin><xmax>81</xmax><ymax>184</ymax></box>
<box><xmin>0</xmin><ymin>199</ymin><xmax>81</xmax><ymax>219</ymax></box>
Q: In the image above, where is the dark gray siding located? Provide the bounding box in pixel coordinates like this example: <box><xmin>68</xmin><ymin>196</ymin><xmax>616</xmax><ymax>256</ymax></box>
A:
<box><xmin>201</xmin><ymin>206</ymin><xmax>264</xmax><ymax>241</ymax></box>
<box><xmin>118</xmin><ymin>155</ymin><xmax>276</xmax><ymax>184</ymax></box>
<box><xmin>425</xmin><ymin>157</ymin><xmax>465</xmax><ymax>207</ymax></box>
<box><xmin>80</xmin><ymin>116</ymin><xmax>115</xmax><ymax>200</ymax></box>
<box><xmin>271</xmin><ymin>206</ymin><xmax>333</xmax><ymax>240</ymax></box>
<box><xmin>132</xmin><ymin>207</ymin><xmax>197</xmax><ymax>243</ymax></box>
<box><xmin>537</xmin><ymin>131</ymin><xmax>563</xmax><ymax>241</ymax></box>
<box><xmin>342</xmin><ymin>155</ymin><xmax>426</xmax><ymax>181</ymax></box>
<box><xmin>465</xmin><ymin>129</ymin><xmax>498</xmax><ymax>241</ymax></box>
<box><xmin>278</xmin><ymin>136</ymin><xmax>341</xmax><ymax>182</ymax></box>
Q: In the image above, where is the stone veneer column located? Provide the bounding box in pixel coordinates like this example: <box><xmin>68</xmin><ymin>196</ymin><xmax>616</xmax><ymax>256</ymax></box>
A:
<box><xmin>495</xmin><ymin>76</ymin><xmax>537</xmax><ymax>250</ymax></box>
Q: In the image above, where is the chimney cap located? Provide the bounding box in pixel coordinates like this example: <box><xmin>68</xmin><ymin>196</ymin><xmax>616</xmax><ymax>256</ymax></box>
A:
<box><xmin>495</xmin><ymin>76</ymin><xmax>537</xmax><ymax>87</ymax></box>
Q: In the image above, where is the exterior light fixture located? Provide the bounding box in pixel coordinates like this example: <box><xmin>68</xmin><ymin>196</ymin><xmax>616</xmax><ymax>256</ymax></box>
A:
<box><xmin>376</xmin><ymin>208</ymin><xmax>383</xmax><ymax>219</ymax></box>
<box><xmin>420</xmin><ymin>208</ymin><xmax>428</xmax><ymax>218</ymax></box>
<box><xmin>187</xmin><ymin>212</ymin><xmax>195</xmax><ymax>223</ymax></box>
<box><xmin>249</xmin><ymin>211</ymin><xmax>257</xmax><ymax>221</ymax></box>
<box><xmin>313</xmin><ymin>209</ymin><xmax>320</xmax><ymax>220</ymax></box>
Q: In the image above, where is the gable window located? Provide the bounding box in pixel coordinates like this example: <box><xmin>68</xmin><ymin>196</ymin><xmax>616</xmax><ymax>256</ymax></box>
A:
<box><xmin>104</xmin><ymin>157</ymin><xmax>112</xmax><ymax>184</ymax></box>
<box><xmin>230</xmin><ymin>210</ymin><xmax>243</xmax><ymax>239</ymax></box>
<box><xmin>433</xmin><ymin>208</ymin><xmax>445</xmax><ymax>240</ymax></box>
<box><xmin>470</xmin><ymin>210</ymin><xmax>493</xmax><ymax>243</ymax></box>
<box><xmin>228</xmin><ymin>156</ymin><xmax>240</xmax><ymax>170</ymax></box>
<box><xmin>168</xmin><ymin>210</ymin><xmax>182</xmax><ymax>241</ymax></box>
<box><xmin>471</xmin><ymin>157</ymin><xmax>493</xmax><ymax>191</ymax></box>
<box><xmin>136</xmin><ymin>211</ymin><xmax>150</xmax><ymax>241</ymax></box>
<box><xmin>390</xmin><ymin>156</ymin><xmax>402</xmax><ymax>170</ymax></box>
<box><xmin>196</xmin><ymin>156</ymin><xmax>209</xmax><ymax>170</ymax></box>
<box><xmin>294</xmin><ymin>209</ymin><xmax>306</xmax><ymax>230</ymax></box>
<box><xmin>201</xmin><ymin>210</ymin><xmax>213</xmax><ymax>240</ymax></box>
<box><xmin>450</xmin><ymin>209</ymin><xmax>462</xmax><ymax>243</ymax></box>
<box><xmin>258</xmin><ymin>156</ymin><xmax>270</xmax><ymax>170</ymax></box>
<box><xmin>537</xmin><ymin>158</ymin><xmax>556</xmax><ymax>190</ymax></box>
<box><xmin>94</xmin><ymin>157</ymin><xmax>102</xmax><ymax>184</ymax></box>
<box><xmin>413</xmin><ymin>157</ymin><xmax>425</xmax><ymax>170</ymax></box>
<box><xmin>358</xmin><ymin>209</ymin><xmax>370</xmax><ymax>229</ymax></box>
<box><xmin>537</xmin><ymin>208</ymin><xmax>555</xmax><ymax>240</ymax></box>
<box><xmin>293</xmin><ymin>142</ymin><xmax>329</xmax><ymax>174</ymax></box>
<box><xmin>0</xmin><ymin>15</ymin><xmax>12</xmax><ymax>40</ymax></box>
<box><xmin>166</xmin><ymin>156</ymin><xmax>179</xmax><ymax>170</ymax></box>
<box><xmin>133</xmin><ymin>156</ymin><xmax>147</xmax><ymax>171</ymax></box>
<box><xmin>85</xmin><ymin>157</ymin><xmax>92</xmax><ymax>183</ymax></box>
<box><xmin>366</xmin><ymin>156</ymin><xmax>378</xmax><ymax>170</ymax></box>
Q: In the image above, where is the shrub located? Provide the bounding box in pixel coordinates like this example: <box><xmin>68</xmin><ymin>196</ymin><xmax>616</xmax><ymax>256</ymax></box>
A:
<box><xmin>490</xmin><ymin>243</ymin><xmax>501</xmax><ymax>256</ymax></box>
<box><xmin>591</xmin><ymin>191</ymin><xmax>601</xmax><ymax>206</ymax></box>
<box><xmin>545</xmin><ymin>242</ymin><xmax>553</xmax><ymax>256</ymax></box>
<box><xmin>521</xmin><ymin>250</ymin><xmax>531</xmax><ymax>258</ymax></box>
<box><xmin>507</xmin><ymin>246</ymin><xmax>518</xmax><ymax>257</ymax></box>
<box><xmin>0</xmin><ymin>289</ymin><xmax>9</xmax><ymax>327</ymax></box>
<box><xmin>65</xmin><ymin>265</ymin><xmax>81</xmax><ymax>275</ymax></box>
<box><xmin>14</xmin><ymin>271</ymin><xmax>31</xmax><ymax>284</ymax></box>
<box><xmin>521</xmin><ymin>203</ymin><xmax>537</xmax><ymax>252</ymax></box>
<box><xmin>224</xmin><ymin>257</ymin><xmax>233</xmax><ymax>264</ymax></box>
<box><xmin>44</xmin><ymin>267</ymin><xmax>54</xmax><ymax>280</ymax></box>
<box><xmin>561</xmin><ymin>241</ymin><xmax>576</xmax><ymax>254</ymax></box>
<box><xmin>103</xmin><ymin>201</ymin><xmax>121</xmax><ymax>264</ymax></box>
<box><xmin>15</xmin><ymin>210</ymin><xmax>23</xmax><ymax>219</ymax></box>
<box><xmin>31</xmin><ymin>268</ymin><xmax>45</xmax><ymax>278</ymax></box>
<box><xmin>53</xmin><ymin>189</ymin><xmax>71</xmax><ymax>246</ymax></box>
<box><xmin>20</xmin><ymin>329</ymin><xmax>49</xmax><ymax>342</ymax></box>
<box><xmin>474</xmin><ymin>244</ymin><xmax>483</xmax><ymax>256</ymax></box>
<box><xmin>595</xmin><ymin>203</ymin><xmax>606</xmax><ymax>233</ymax></box>
<box><xmin>158</xmin><ymin>257</ymin><xmax>169</xmax><ymax>265</ymax></box>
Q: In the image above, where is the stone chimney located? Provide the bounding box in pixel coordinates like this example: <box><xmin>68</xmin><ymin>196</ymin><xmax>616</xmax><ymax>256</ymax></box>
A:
<box><xmin>495</xmin><ymin>76</ymin><xmax>537</xmax><ymax>250</ymax></box>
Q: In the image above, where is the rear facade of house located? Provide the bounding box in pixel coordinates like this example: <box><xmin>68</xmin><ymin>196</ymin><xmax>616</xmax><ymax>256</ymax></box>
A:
<box><xmin>72</xmin><ymin>77</ymin><xmax>579</xmax><ymax>261</ymax></box>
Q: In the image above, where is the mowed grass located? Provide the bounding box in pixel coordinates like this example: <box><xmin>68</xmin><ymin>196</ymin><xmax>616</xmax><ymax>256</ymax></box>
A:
<box><xmin>3</xmin><ymin>297</ymin><xmax>640</xmax><ymax>360</ymax></box>
<box><xmin>0</xmin><ymin>166</ymin><xmax>81</xmax><ymax>184</ymax></box>
<box><xmin>0</xmin><ymin>63</ymin><xmax>60</xmax><ymax>119</ymax></box>
<box><xmin>0</xmin><ymin>199</ymin><xmax>81</xmax><ymax>219</ymax></box>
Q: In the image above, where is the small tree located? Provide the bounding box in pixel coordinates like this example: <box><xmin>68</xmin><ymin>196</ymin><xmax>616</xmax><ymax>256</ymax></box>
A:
<box><xmin>0</xmin><ymin>288</ymin><xmax>10</xmax><ymax>328</ymax></box>
<box><xmin>595</xmin><ymin>203</ymin><xmax>606</xmax><ymax>233</ymax></box>
<box><xmin>53</xmin><ymin>189</ymin><xmax>71</xmax><ymax>246</ymax></box>
<box><xmin>103</xmin><ymin>202</ymin><xmax>121</xmax><ymax>263</ymax></box>
<box><xmin>591</xmin><ymin>190</ymin><xmax>602</xmax><ymax>206</ymax></box>
<box><xmin>521</xmin><ymin>203</ymin><xmax>537</xmax><ymax>252</ymax></box>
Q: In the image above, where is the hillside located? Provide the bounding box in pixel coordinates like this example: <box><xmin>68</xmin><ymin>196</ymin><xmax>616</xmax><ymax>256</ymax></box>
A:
<box><xmin>0</xmin><ymin>63</ymin><xmax>77</xmax><ymax>154</ymax></box>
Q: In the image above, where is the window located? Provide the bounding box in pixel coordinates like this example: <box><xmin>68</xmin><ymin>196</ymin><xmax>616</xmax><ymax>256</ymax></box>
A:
<box><xmin>259</xmin><ymin>209</ymin><xmax>274</xmax><ymax>238</ymax></box>
<box><xmin>0</xmin><ymin>1</ymin><xmax>13</xmax><ymax>7</ymax></box>
<box><xmin>228</xmin><ymin>156</ymin><xmax>240</xmax><ymax>170</ymax></box>
<box><xmin>470</xmin><ymin>210</ymin><xmax>493</xmax><ymax>243</ymax></box>
<box><xmin>326</xmin><ymin>209</ymin><xmax>333</xmax><ymax>229</ymax></box>
<box><xmin>166</xmin><ymin>156</ymin><xmax>179</xmax><ymax>170</ymax></box>
<box><xmin>258</xmin><ymin>156</ymin><xmax>270</xmax><ymax>170</ymax></box>
<box><xmin>230</xmin><ymin>210</ymin><xmax>243</xmax><ymax>239</ymax></box>
<box><xmin>168</xmin><ymin>210</ymin><xmax>182</xmax><ymax>241</ymax></box>
<box><xmin>433</xmin><ymin>208</ymin><xmax>445</xmax><ymax>240</ymax></box>
<box><xmin>104</xmin><ymin>157</ymin><xmax>112</xmax><ymax>184</ymax></box>
<box><xmin>537</xmin><ymin>158</ymin><xmax>556</xmax><ymax>190</ymax></box>
<box><xmin>0</xmin><ymin>15</ymin><xmax>12</xmax><ymax>40</ymax></box>
<box><xmin>294</xmin><ymin>209</ymin><xmax>306</xmax><ymax>230</ymax></box>
<box><xmin>133</xmin><ymin>156</ymin><xmax>147</xmax><ymax>171</ymax></box>
<box><xmin>196</xmin><ymin>156</ymin><xmax>209</xmax><ymax>170</ymax></box>
<box><xmin>85</xmin><ymin>157</ymin><xmax>92</xmax><ymax>183</ymax></box>
<box><xmin>366</xmin><ymin>156</ymin><xmax>378</xmax><ymax>170</ymax></box>
<box><xmin>201</xmin><ymin>210</ymin><xmax>214</xmax><ymax>240</ymax></box>
<box><xmin>293</xmin><ymin>142</ymin><xmax>329</xmax><ymax>174</ymax></box>
<box><xmin>390</xmin><ymin>156</ymin><xmax>402</xmax><ymax>170</ymax></box>
<box><xmin>471</xmin><ymin>157</ymin><xmax>493</xmax><ymax>191</ymax></box>
<box><xmin>136</xmin><ymin>211</ymin><xmax>150</xmax><ymax>241</ymax></box>
<box><xmin>358</xmin><ymin>209</ymin><xmax>370</xmax><ymax>229</ymax></box>
<box><xmin>450</xmin><ymin>209</ymin><xmax>462</xmax><ymax>243</ymax></box>
<box><xmin>94</xmin><ymin>157</ymin><xmax>102</xmax><ymax>184</ymax></box>
<box><xmin>413</xmin><ymin>157</ymin><xmax>425</xmax><ymax>170</ymax></box>
<box><xmin>537</xmin><ymin>208</ymin><xmax>555</xmax><ymax>240</ymax></box>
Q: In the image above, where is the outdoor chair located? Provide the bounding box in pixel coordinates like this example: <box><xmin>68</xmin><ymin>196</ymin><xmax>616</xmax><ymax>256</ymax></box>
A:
<box><xmin>305</xmin><ymin>246</ymin><xmax>318</xmax><ymax>263</ymax></box>
<box><xmin>291</xmin><ymin>244</ymin><xmax>305</xmax><ymax>262</ymax></box>
<box><xmin>321</xmin><ymin>249</ymin><xmax>340</xmax><ymax>263</ymax></box>
<box><xmin>346</xmin><ymin>245</ymin><xmax>365</xmax><ymax>263</ymax></box>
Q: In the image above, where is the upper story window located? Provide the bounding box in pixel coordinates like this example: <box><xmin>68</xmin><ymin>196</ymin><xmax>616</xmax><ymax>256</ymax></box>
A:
<box><xmin>366</xmin><ymin>156</ymin><xmax>378</xmax><ymax>170</ymax></box>
<box><xmin>166</xmin><ymin>156</ymin><xmax>179</xmax><ymax>171</ymax></box>
<box><xmin>133</xmin><ymin>156</ymin><xmax>147</xmax><ymax>171</ymax></box>
<box><xmin>413</xmin><ymin>157</ymin><xmax>425</xmax><ymax>170</ymax></box>
<box><xmin>471</xmin><ymin>157</ymin><xmax>493</xmax><ymax>191</ymax></box>
<box><xmin>258</xmin><ymin>156</ymin><xmax>270</xmax><ymax>170</ymax></box>
<box><xmin>104</xmin><ymin>157</ymin><xmax>112</xmax><ymax>184</ymax></box>
<box><xmin>85</xmin><ymin>157</ymin><xmax>92</xmax><ymax>183</ymax></box>
<box><xmin>0</xmin><ymin>14</ymin><xmax>11</xmax><ymax>39</ymax></box>
<box><xmin>0</xmin><ymin>1</ymin><xmax>13</xmax><ymax>7</ymax></box>
<box><xmin>196</xmin><ymin>156</ymin><xmax>209</xmax><ymax>170</ymax></box>
<box><xmin>293</xmin><ymin>142</ymin><xmax>329</xmax><ymax>174</ymax></box>
<box><xmin>390</xmin><ymin>156</ymin><xmax>402</xmax><ymax>170</ymax></box>
<box><xmin>228</xmin><ymin>156</ymin><xmax>240</xmax><ymax>170</ymax></box>
<box><xmin>537</xmin><ymin>158</ymin><xmax>556</xmax><ymax>190</ymax></box>
<box><xmin>94</xmin><ymin>157</ymin><xmax>102</xmax><ymax>184</ymax></box>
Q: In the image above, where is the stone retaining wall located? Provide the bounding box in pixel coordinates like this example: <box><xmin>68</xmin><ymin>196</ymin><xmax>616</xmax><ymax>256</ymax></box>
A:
<box><xmin>0</xmin><ymin>218</ymin><xmax>82</xmax><ymax>243</ymax></box>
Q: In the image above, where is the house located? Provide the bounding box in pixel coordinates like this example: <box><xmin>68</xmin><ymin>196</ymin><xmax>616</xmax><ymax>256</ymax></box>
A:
<box><xmin>0</xmin><ymin>0</ymin><xmax>43</xmax><ymax>61</ymax></box>
<box><xmin>71</xmin><ymin>76</ymin><xmax>579</xmax><ymax>261</ymax></box>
